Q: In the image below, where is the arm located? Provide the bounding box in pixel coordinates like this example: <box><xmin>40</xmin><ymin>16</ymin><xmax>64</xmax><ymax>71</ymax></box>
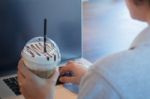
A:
<box><xmin>59</xmin><ymin>61</ymin><xmax>88</xmax><ymax>85</ymax></box>
<box><xmin>18</xmin><ymin>59</ymin><xmax>59</xmax><ymax>99</ymax></box>
<box><xmin>78</xmin><ymin>69</ymin><xmax>121</xmax><ymax>99</ymax></box>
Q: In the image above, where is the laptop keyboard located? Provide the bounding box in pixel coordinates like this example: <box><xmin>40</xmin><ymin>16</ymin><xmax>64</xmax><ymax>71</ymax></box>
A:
<box><xmin>2</xmin><ymin>75</ymin><xmax>63</xmax><ymax>96</ymax></box>
<box><xmin>3</xmin><ymin>76</ymin><xmax>21</xmax><ymax>95</ymax></box>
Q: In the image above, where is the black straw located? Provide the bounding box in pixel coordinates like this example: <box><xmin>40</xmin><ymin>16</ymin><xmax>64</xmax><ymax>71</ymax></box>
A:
<box><xmin>44</xmin><ymin>18</ymin><xmax>47</xmax><ymax>53</ymax></box>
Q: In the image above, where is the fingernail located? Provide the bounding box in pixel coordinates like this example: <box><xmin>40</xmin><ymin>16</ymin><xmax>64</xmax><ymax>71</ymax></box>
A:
<box><xmin>68</xmin><ymin>61</ymin><xmax>73</xmax><ymax>63</ymax></box>
<box><xmin>59</xmin><ymin>78</ymin><xmax>63</xmax><ymax>82</ymax></box>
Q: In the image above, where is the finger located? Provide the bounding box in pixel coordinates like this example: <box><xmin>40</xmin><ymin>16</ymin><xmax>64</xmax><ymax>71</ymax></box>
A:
<box><xmin>47</xmin><ymin>68</ymin><xmax>59</xmax><ymax>84</ymax></box>
<box><xmin>18</xmin><ymin>66</ymin><xmax>26</xmax><ymax>79</ymax></box>
<box><xmin>67</xmin><ymin>61</ymin><xmax>74</xmax><ymax>64</ymax></box>
<box><xmin>19</xmin><ymin>87</ymin><xmax>23</xmax><ymax>94</ymax></box>
<box><xmin>59</xmin><ymin>61</ymin><xmax>73</xmax><ymax>69</ymax></box>
<box><xmin>18</xmin><ymin>71</ymin><xmax>25</xmax><ymax>87</ymax></box>
<box><xmin>20</xmin><ymin>86</ymin><xmax>29</xmax><ymax>99</ymax></box>
<box><xmin>18</xmin><ymin>59</ymin><xmax>27</xmax><ymax>77</ymax></box>
<box><xmin>18</xmin><ymin>59</ymin><xmax>24</xmax><ymax>71</ymax></box>
<box><xmin>59</xmin><ymin>62</ymin><xmax>75</xmax><ymax>74</ymax></box>
<box><xmin>59</xmin><ymin>76</ymin><xmax>76</xmax><ymax>83</ymax></box>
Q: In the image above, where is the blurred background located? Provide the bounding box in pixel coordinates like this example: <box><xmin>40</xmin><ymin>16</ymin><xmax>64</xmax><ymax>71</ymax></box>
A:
<box><xmin>82</xmin><ymin>0</ymin><xmax>147</xmax><ymax>63</ymax></box>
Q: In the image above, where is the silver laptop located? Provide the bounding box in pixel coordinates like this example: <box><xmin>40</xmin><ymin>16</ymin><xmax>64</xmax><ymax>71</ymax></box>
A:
<box><xmin>0</xmin><ymin>0</ymin><xmax>92</xmax><ymax>99</ymax></box>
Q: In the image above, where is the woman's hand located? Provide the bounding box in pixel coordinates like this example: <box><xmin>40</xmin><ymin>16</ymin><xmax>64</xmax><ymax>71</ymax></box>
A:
<box><xmin>18</xmin><ymin>59</ymin><xmax>59</xmax><ymax>99</ymax></box>
<box><xmin>59</xmin><ymin>61</ymin><xmax>88</xmax><ymax>85</ymax></box>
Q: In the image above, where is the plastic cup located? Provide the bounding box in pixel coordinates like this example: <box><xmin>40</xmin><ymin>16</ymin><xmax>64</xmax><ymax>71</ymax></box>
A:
<box><xmin>21</xmin><ymin>37</ymin><xmax>61</xmax><ymax>79</ymax></box>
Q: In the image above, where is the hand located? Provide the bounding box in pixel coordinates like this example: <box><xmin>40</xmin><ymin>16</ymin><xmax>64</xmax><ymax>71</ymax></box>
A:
<box><xmin>17</xmin><ymin>59</ymin><xmax>59</xmax><ymax>99</ymax></box>
<box><xmin>59</xmin><ymin>61</ymin><xmax>88</xmax><ymax>85</ymax></box>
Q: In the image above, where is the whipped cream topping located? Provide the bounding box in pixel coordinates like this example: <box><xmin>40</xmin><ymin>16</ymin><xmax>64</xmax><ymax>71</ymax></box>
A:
<box><xmin>21</xmin><ymin>37</ymin><xmax>61</xmax><ymax>70</ymax></box>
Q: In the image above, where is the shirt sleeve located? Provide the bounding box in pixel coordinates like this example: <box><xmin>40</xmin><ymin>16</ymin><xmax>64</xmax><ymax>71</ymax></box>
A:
<box><xmin>78</xmin><ymin>69</ymin><xmax>121</xmax><ymax>99</ymax></box>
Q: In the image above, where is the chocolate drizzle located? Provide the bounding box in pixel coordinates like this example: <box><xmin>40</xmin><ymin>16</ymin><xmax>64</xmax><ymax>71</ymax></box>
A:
<box><xmin>47</xmin><ymin>57</ymin><xmax>50</xmax><ymax>61</ymax></box>
<box><xmin>35</xmin><ymin>43</ymin><xmax>41</xmax><ymax>50</ymax></box>
<box><xmin>25</xmin><ymin>42</ymin><xmax>58</xmax><ymax>61</ymax></box>
<box><xmin>54</xmin><ymin>54</ymin><xmax>56</xmax><ymax>61</ymax></box>
<box><xmin>46</xmin><ymin>43</ymin><xmax>54</xmax><ymax>52</ymax></box>
<box><xmin>26</xmin><ymin>47</ymin><xmax>35</xmax><ymax>57</ymax></box>
<box><xmin>30</xmin><ymin>44</ymin><xmax>41</xmax><ymax>56</ymax></box>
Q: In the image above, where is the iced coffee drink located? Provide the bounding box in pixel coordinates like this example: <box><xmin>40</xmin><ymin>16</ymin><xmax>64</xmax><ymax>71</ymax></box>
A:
<box><xmin>21</xmin><ymin>37</ymin><xmax>61</xmax><ymax>79</ymax></box>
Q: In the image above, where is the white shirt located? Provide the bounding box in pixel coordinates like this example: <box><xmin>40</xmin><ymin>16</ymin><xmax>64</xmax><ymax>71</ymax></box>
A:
<box><xmin>78</xmin><ymin>26</ymin><xmax>150</xmax><ymax>99</ymax></box>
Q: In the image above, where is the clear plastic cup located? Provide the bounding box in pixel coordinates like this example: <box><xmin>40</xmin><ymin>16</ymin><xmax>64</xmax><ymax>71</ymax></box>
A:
<box><xmin>21</xmin><ymin>37</ymin><xmax>61</xmax><ymax>79</ymax></box>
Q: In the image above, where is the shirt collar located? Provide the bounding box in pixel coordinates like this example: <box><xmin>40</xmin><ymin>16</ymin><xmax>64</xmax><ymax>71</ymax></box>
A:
<box><xmin>130</xmin><ymin>26</ymin><xmax>150</xmax><ymax>49</ymax></box>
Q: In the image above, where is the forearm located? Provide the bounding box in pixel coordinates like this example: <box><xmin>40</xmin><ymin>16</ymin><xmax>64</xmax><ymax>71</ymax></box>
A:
<box><xmin>78</xmin><ymin>69</ymin><xmax>120</xmax><ymax>99</ymax></box>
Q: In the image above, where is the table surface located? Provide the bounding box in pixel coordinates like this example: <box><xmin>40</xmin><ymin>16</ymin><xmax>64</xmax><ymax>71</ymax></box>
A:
<box><xmin>5</xmin><ymin>85</ymin><xmax>77</xmax><ymax>99</ymax></box>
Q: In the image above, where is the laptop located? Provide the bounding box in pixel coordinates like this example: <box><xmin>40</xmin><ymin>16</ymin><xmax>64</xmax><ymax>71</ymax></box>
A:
<box><xmin>0</xmin><ymin>0</ymin><xmax>92</xmax><ymax>99</ymax></box>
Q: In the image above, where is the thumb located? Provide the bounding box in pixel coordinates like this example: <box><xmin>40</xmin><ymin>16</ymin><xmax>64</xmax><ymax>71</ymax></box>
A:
<box><xmin>59</xmin><ymin>76</ymin><xmax>76</xmax><ymax>84</ymax></box>
<box><xmin>48</xmin><ymin>67</ymin><xmax>60</xmax><ymax>84</ymax></box>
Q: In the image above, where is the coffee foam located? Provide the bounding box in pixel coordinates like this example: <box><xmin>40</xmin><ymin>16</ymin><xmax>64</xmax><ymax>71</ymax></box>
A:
<box><xmin>22</xmin><ymin>41</ymin><xmax>61</xmax><ymax>71</ymax></box>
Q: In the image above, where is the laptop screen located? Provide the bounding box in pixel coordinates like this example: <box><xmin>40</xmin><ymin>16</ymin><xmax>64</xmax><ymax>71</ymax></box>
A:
<box><xmin>0</xmin><ymin>0</ymin><xmax>81</xmax><ymax>74</ymax></box>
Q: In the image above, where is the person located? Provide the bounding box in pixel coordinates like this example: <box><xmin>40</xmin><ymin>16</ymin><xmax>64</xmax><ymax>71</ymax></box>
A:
<box><xmin>18</xmin><ymin>0</ymin><xmax>150</xmax><ymax>99</ymax></box>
